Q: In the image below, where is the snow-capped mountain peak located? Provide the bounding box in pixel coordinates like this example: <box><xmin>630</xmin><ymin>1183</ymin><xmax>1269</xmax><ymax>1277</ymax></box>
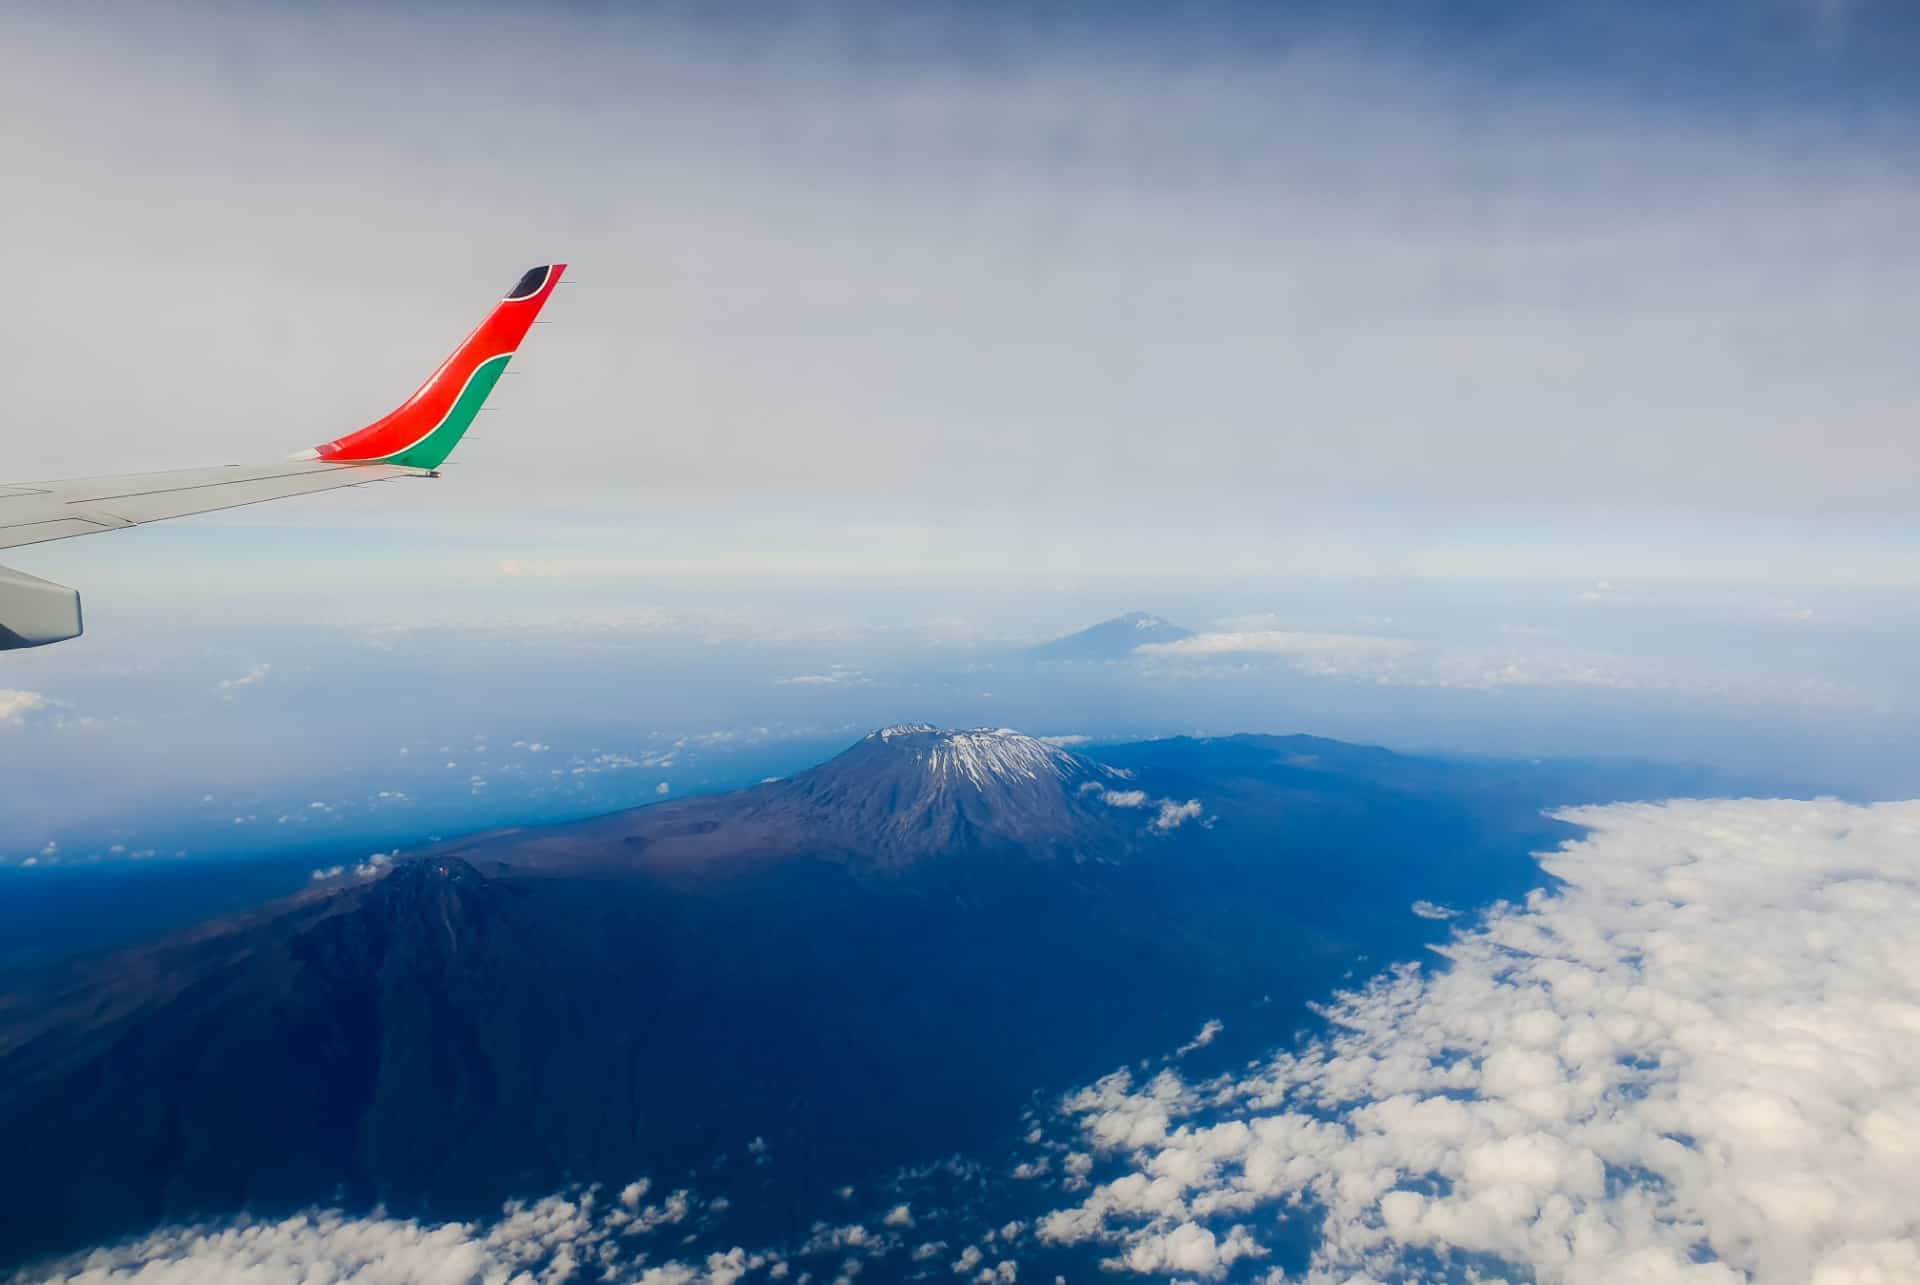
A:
<box><xmin>739</xmin><ymin>725</ymin><xmax>1137</xmax><ymax>867</ymax></box>
<box><xmin>865</xmin><ymin>725</ymin><xmax>1079</xmax><ymax>790</ymax></box>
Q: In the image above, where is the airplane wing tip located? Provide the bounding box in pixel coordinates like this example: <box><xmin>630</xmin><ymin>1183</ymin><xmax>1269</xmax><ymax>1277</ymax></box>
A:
<box><xmin>506</xmin><ymin>264</ymin><xmax>567</xmax><ymax>300</ymax></box>
<box><xmin>305</xmin><ymin>264</ymin><xmax>566</xmax><ymax>468</ymax></box>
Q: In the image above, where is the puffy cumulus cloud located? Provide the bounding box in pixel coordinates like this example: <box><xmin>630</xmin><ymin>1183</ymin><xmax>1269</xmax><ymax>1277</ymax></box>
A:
<box><xmin>1115</xmin><ymin>1222</ymin><xmax>1265</xmax><ymax>1279</ymax></box>
<box><xmin>355</xmin><ymin>851</ymin><xmax>396</xmax><ymax>879</ymax></box>
<box><xmin>1028</xmin><ymin>798</ymin><xmax>1920</xmax><ymax>1284</ymax></box>
<box><xmin>0</xmin><ymin>688</ymin><xmax>49</xmax><ymax>726</ymax></box>
<box><xmin>19</xmin><ymin>1184</ymin><xmax>755</xmax><ymax>1285</ymax></box>
<box><xmin>1092</xmin><ymin>785</ymin><xmax>1210</xmax><ymax>834</ymax></box>
<box><xmin>1150</xmin><ymin>799</ymin><xmax>1205</xmax><ymax>833</ymax></box>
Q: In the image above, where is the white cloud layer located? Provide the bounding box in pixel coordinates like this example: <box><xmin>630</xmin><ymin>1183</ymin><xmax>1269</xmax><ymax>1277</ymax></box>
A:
<box><xmin>1030</xmin><ymin>797</ymin><xmax>1920</xmax><ymax>1283</ymax></box>
<box><xmin>1138</xmin><ymin>632</ymin><xmax>1420</xmax><ymax>661</ymax></box>
<box><xmin>23</xmin><ymin>1185</ymin><xmax>737</xmax><ymax>1285</ymax></box>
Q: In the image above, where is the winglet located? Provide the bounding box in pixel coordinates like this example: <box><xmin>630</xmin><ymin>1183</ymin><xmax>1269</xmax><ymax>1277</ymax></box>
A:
<box><xmin>302</xmin><ymin>264</ymin><xmax>566</xmax><ymax>470</ymax></box>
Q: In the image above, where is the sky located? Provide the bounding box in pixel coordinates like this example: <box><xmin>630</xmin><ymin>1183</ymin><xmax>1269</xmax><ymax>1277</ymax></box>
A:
<box><xmin>0</xmin><ymin>0</ymin><xmax>1916</xmax><ymax>844</ymax></box>
<box><xmin>2</xmin><ymin>0</ymin><xmax>1918</xmax><ymax>583</ymax></box>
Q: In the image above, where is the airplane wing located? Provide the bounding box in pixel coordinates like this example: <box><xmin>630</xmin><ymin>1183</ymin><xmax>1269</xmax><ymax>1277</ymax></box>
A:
<box><xmin>0</xmin><ymin>264</ymin><xmax>565</xmax><ymax>650</ymax></box>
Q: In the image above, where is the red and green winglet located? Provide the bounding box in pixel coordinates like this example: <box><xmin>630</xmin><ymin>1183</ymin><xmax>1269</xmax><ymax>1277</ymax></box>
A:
<box><xmin>298</xmin><ymin>264</ymin><xmax>566</xmax><ymax>469</ymax></box>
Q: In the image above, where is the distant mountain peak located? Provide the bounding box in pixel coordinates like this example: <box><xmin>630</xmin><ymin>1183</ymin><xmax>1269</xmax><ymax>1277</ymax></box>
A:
<box><xmin>1029</xmin><ymin>611</ymin><xmax>1194</xmax><ymax>660</ymax></box>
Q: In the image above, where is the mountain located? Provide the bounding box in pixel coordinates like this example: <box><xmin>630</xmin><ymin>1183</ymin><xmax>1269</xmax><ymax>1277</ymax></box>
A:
<box><xmin>1027</xmin><ymin>610</ymin><xmax>1193</xmax><ymax>660</ymax></box>
<box><xmin>508</xmin><ymin>725</ymin><xmax>1146</xmax><ymax>874</ymax></box>
<box><xmin>0</xmin><ymin>727</ymin><xmax>1728</xmax><ymax>1270</ymax></box>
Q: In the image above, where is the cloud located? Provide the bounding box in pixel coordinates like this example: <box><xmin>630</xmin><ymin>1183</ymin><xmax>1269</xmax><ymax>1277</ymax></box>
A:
<box><xmin>1093</xmin><ymin>787</ymin><xmax>1209</xmax><ymax>834</ymax></box>
<box><xmin>1410</xmin><ymin>900</ymin><xmax>1459</xmax><ymax>920</ymax></box>
<box><xmin>214</xmin><ymin>664</ymin><xmax>272</xmax><ymax>698</ymax></box>
<box><xmin>0</xmin><ymin>689</ymin><xmax>49</xmax><ymax>727</ymax></box>
<box><xmin>1135</xmin><ymin>622</ymin><xmax>1889</xmax><ymax>714</ymax></box>
<box><xmin>7</xmin><ymin>3</ymin><xmax>1920</xmax><ymax>588</ymax></box>
<box><xmin>1138</xmin><ymin>632</ymin><xmax>1419</xmax><ymax>661</ymax></box>
<box><xmin>776</xmin><ymin>666</ymin><xmax>868</xmax><ymax>687</ymax></box>
<box><xmin>352</xmin><ymin>852</ymin><xmax>395</xmax><ymax>879</ymax></box>
<box><xmin>1113</xmin><ymin>1222</ymin><xmax>1265</xmax><ymax>1279</ymax></box>
<box><xmin>1025</xmin><ymin>797</ymin><xmax>1920</xmax><ymax>1283</ymax></box>
<box><xmin>1174</xmin><ymin>1020</ymin><xmax>1224</xmax><ymax>1058</ymax></box>
<box><xmin>1149</xmin><ymin>800</ymin><xmax>1204</xmax><ymax>833</ymax></box>
<box><xmin>21</xmin><ymin>1185</ymin><xmax>758</xmax><ymax>1285</ymax></box>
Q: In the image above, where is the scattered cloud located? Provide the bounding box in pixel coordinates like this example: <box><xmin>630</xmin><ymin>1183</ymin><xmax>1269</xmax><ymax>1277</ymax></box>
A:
<box><xmin>1174</xmin><ymin>1020</ymin><xmax>1225</xmax><ymax>1058</ymax></box>
<box><xmin>777</xmin><ymin>666</ymin><xmax>868</xmax><ymax>687</ymax></box>
<box><xmin>1410</xmin><ymin>900</ymin><xmax>1459</xmax><ymax>920</ymax></box>
<box><xmin>22</xmin><ymin>1184</ymin><xmax>760</xmax><ymax>1285</ymax></box>
<box><xmin>1025</xmin><ymin>797</ymin><xmax>1920</xmax><ymax>1283</ymax></box>
<box><xmin>1093</xmin><ymin>786</ymin><xmax>1209</xmax><ymax>834</ymax></box>
<box><xmin>214</xmin><ymin>664</ymin><xmax>272</xmax><ymax>698</ymax></box>
<box><xmin>0</xmin><ymin>688</ymin><xmax>49</xmax><ymax>727</ymax></box>
<box><xmin>1149</xmin><ymin>799</ymin><xmax>1205</xmax><ymax>833</ymax></box>
<box><xmin>353</xmin><ymin>852</ymin><xmax>395</xmax><ymax>879</ymax></box>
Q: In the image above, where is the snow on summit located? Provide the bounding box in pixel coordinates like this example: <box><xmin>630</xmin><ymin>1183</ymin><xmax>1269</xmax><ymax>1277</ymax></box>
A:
<box><xmin>867</xmin><ymin>725</ymin><xmax>1080</xmax><ymax>790</ymax></box>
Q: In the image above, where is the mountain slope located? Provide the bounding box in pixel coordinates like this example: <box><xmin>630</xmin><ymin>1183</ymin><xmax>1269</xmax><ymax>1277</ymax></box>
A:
<box><xmin>490</xmin><ymin>725</ymin><xmax>1152</xmax><ymax>873</ymax></box>
<box><xmin>0</xmin><ymin>726</ymin><xmax>1688</xmax><ymax>1270</ymax></box>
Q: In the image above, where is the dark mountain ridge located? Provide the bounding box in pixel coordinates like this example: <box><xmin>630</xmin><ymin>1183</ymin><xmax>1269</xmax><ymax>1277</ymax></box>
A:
<box><xmin>457</xmin><ymin>724</ymin><xmax>1153</xmax><ymax>875</ymax></box>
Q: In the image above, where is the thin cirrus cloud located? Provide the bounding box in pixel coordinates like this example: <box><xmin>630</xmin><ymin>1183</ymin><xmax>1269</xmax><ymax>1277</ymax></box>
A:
<box><xmin>0</xmin><ymin>4</ymin><xmax>1917</xmax><ymax>584</ymax></box>
<box><xmin>1026</xmin><ymin>796</ymin><xmax>1920</xmax><ymax>1283</ymax></box>
<box><xmin>1136</xmin><ymin>631</ymin><xmax>1421</xmax><ymax>660</ymax></box>
<box><xmin>1132</xmin><ymin>624</ymin><xmax>1895</xmax><ymax>715</ymax></box>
